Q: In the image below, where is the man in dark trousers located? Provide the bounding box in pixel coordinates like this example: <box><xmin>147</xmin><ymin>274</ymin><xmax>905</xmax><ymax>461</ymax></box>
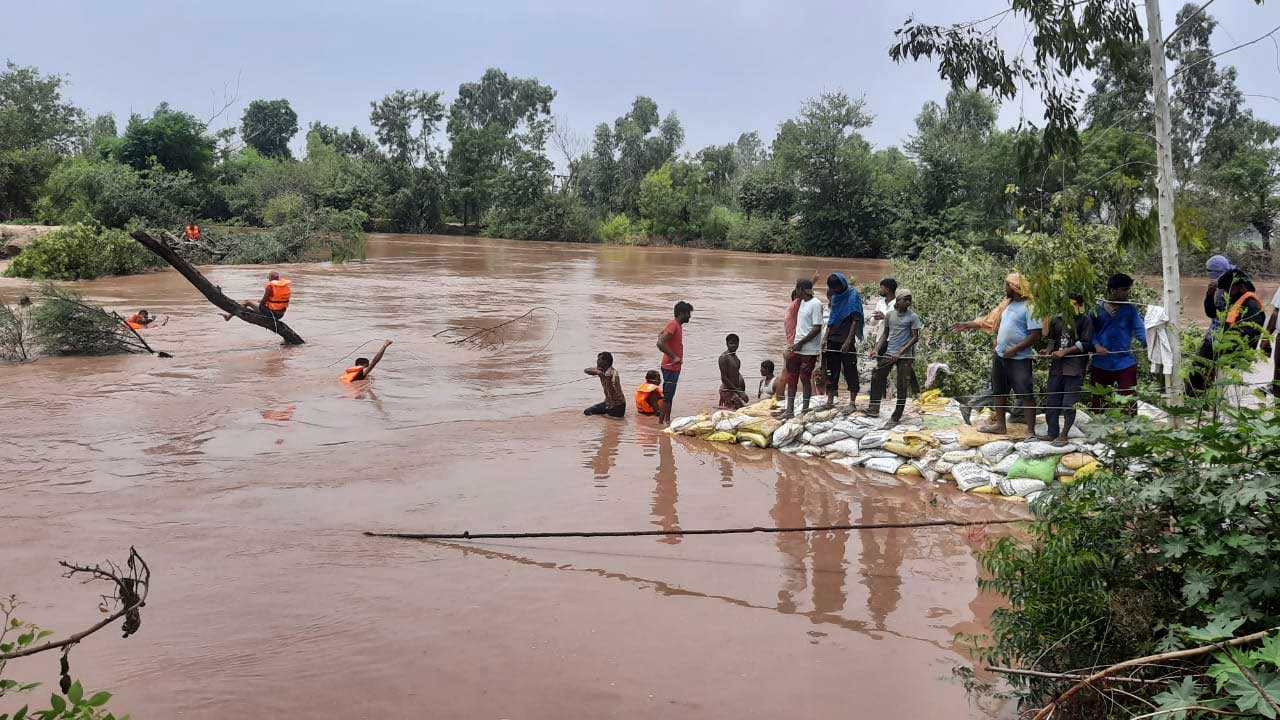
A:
<box><xmin>656</xmin><ymin>301</ymin><xmax>693</xmax><ymax>425</ymax></box>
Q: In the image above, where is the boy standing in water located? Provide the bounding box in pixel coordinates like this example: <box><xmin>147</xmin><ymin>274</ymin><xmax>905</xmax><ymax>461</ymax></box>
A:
<box><xmin>340</xmin><ymin>340</ymin><xmax>393</xmax><ymax>383</ymax></box>
<box><xmin>584</xmin><ymin>351</ymin><xmax>626</xmax><ymax>418</ymax></box>
<box><xmin>656</xmin><ymin>301</ymin><xmax>693</xmax><ymax>425</ymax></box>
<box><xmin>718</xmin><ymin>334</ymin><xmax>750</xmax><ymax>410</ymax></box>
<box><xmin>635</xmin><ymin>370</ymin><xmax>665</xmax><ymax>417</ymax></box>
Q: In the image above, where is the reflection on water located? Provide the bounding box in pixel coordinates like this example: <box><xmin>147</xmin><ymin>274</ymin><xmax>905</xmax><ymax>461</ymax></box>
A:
<box><xmin>1</xmin><ymin>234</ymin><xmax>1025</xmax><ymax>719</ymax></box>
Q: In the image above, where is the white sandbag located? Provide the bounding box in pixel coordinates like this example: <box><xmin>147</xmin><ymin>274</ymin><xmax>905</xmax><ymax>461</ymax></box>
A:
<box><xmin>772</xmin><ymin>422</ymin><xmax>803</xmax><ymax>447</ymax></box>
<box><xmin>932</xmin><ymin>430</ymin><xmax>961</xmax><ymax>445</ymax></box>
<box><xmin>978</xmin><ymin>440</ymin><xmax>1014</xmax><ymax>464</ymax></box>
<box><xmin>996</xmin><ymin>476</ymin><xmax>1047</xmax><ymax>497</ymax></box>
<box><xmin>830</xmin><ymin>456</ymin><xmax>863</xmax><ymax>468</ymax></box>
<box><xmin>806</xmin><ymin>421</ymin><xmax>835</xmax><ymax>434</ymax></box>
<box><xmin>942</xmin><ymin>449</ymin><xmax>977</xmax><ymax>464</ymax></box>
<box><xmin>715</xmin><ymin>418</ymin><xmax>738</xmax><ymax>432</ymax></box>
<box><xmin>777</xmin><ymin>442</ymin><xmax>803</xmax><ymax>454</ymax></box>
<box><xmin>669</xmin><ymin>416</ymin><xmax>701</xmax><ymax>433</ymax></box>
<box><xmin>932</xmin><ymin>459</ymin><xmax>955</xmax><ymax>474</ymax></box>
<box><xmin>827</xmin><ymin>438</ymin><xmax>861</xmax><ymax>456</ymax></box>
<box><xmin>860</xmin><ymin>432</ymin><xmax>888</xmax><ymax>449</ymax></box>
<box><xmin>833</xmin><ymin>421</ymin><xmax>866</xmax><ymax>437</ymax></box>
<box><xmin>739</xmin><ymin>441</ymin><xmax>755</xmax><ymax>447</ymax></box>
<box><xmin>811</xmin><ymin>430</ymin><xmax>849</xmax><ymax>446</ymax></box>
<box><xmin>1067</xmin><ymin>424</ymin><xmax>1086</xmax><ymax>439</ymax></box>
<box><xmin>862</xmin><ymin>449</ymin><xmax>901</xmax><ymax>459</ymax></box>
<box><xmin>800</xmin><ymin>431</ymin><xmax>814</xmax><ymax>444</ymax></box>
<box><xmin>990</xmin><ymin>454</ymin><xmax>1018</xmax><ymax>475</ymax></box>
<box><xmin>891</xmin><ymin>424</ymin><xmax>921</xmax><ymax>434</ymax></box>
<box><xmin>865</xmin><ymin>456</ymin><xmax>905</xmax><ymax>474</ymax></box>
<box><xmin>1073</xmin><ymin>409</ymin><xmax>1091</xmax><ymax>427</ymax></box>
<box><xmin>939</xmin><ymin>442</ymin><xmax>964</xmax><ymax>454</ymax></box>
<box><xmin>1017</xmin><ymin>441</ymin><xmax>1076</xmax><ymax>458</ymax></box>
<box><xmin>798</xmin><ymin>444</ymin><xmax>825</xmax><ymax>456</ymax></box>
<box><xmin>952</xmin><ymin>463</ymin><xmax>995</xmax><ymax>492</ymax></box>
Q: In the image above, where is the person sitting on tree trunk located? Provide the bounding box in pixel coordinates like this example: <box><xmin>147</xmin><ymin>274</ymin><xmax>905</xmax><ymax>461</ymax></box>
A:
<box><xmin>224</xmin><ymin>271</ymin><xmax>291</xmax><ymax>322</ymax></box>
<box><xmin>339</xmin><ymin>341</ymin><xmax>392</xmax><ymax>383</ymax></box>
<box><xmin>584</xmin><ymin>351</ymin><xmax>626</xmax><ymax>418</ymax></box>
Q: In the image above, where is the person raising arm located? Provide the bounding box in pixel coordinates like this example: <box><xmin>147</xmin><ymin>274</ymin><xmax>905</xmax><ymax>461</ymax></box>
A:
<box><xmin>339</xmin><ymin>341</ymin><xmax>392</xmax><ymax>383</ymax></box>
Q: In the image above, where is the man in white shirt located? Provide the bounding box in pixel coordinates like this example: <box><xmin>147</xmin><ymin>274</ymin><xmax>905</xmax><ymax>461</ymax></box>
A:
<box><xmin>781</xmin><ymin>278</ymin><xmax>824</xmax><ymax>418</ymax></box>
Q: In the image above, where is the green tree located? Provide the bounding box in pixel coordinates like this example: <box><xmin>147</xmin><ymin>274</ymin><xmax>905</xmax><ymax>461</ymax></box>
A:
<box><xmin>1165</xmin><ymin>3</ymin><xmax>1247</xmax><ymax>184</ymax></box>
<box><xmin>445</xmin><ymin>68</ymin><xmax>555</xmax><ymax>228</ymax></box>
<box><xmin>369</xmin><ymin>89</ymin><xmax>445</xmax><ymax>166</ymax></box>
<box><xmin>0</xmin><ymin>62</ymin><xmax>87</xmax><ymax>218</ymax></box>
<box><xmin>112</xmin><ymin>104</ymin><xmax>215</xmax><ymax>176</ymax></box>
<box><xmin>1211</xmin><ymin>119</ymin><xmax>1280</xmax><ymax>254</ymax></box>
<box><xmin>240</xmin><ymin>99</ymin><xmax>299</xmax><ymax>160</ymax></box>
<box><xmin>580</xmin><ymin>96</ymin><xmax>683</xmax><ymax>215</ymax></box>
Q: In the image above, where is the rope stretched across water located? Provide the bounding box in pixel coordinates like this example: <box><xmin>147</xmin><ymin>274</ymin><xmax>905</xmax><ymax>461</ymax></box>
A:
<box><xmin>364</xmin><ymin>517</ymin><xmax>1024</xmax><ymax>541</ymax></box>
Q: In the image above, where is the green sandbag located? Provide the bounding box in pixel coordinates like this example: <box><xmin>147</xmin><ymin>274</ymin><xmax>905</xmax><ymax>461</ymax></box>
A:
<box><xmin>1007</xmin><ymin>456</ymin><xmax>1058</xmax><ymax>485</ymax></box>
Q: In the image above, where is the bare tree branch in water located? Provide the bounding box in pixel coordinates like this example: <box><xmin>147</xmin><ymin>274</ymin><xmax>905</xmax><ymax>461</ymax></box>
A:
<box><xmin>131</xmin><ymin>230</ymin><xmax>305</xmax><ymax>345</ymax></box>
<box><xmin>432</xmin><ymin>306</ymin><xmax>558</xmax><ymax>353</ymax></box>
<box><xmin>1</xmin><ymin>547</ymin><xmax>149</xmax><ymax>699</ymax></box>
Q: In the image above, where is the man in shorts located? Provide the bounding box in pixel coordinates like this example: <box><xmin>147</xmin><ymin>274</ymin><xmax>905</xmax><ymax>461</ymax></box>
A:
<box><xmin>656</xmin><ymin>301</ymin><xmax>693</xmax><ymax>425</ymax></box>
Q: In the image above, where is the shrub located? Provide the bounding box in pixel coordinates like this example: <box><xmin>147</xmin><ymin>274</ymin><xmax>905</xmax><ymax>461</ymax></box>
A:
<box><xmin>34</xmin><ymin>158</ymin><xmax>199</xmax><ymax>229</ymax></box>
<box><xmin>726</xmin><ymin>215</ymin><xmax>798</xmax><ymax>254</ymax></box>
<box><xmin>262</xmin><ymin>191</ymin><xmax>305</xmax><ymax>227</ymax></box>
<box><xmin>28</xmin><ymin>283</ymin><xmax>147</xmax><ymax>356</ymax></box>
<box><xmin>597</xmin><ymin>213</ymin><xmax>641</xmax><ymax>244</ymax></box>
<box><xmin>483</xmin><ymin>194</ymin><xmax>595</xmax><ymax>243</ymax></box>
<box><xmin>0</xmin><ymin>297</ymin><xmax>31</xmax><ymax>361</ymax></box>
<box><xmin>699</xmin><ymin>206</ymin><xmax>737</xmax><ymax>248</ymax></box>
<box><xmin>4</xmin><ymin>223</ymin><xmax>158</xmax><ymax>280</ymax></box>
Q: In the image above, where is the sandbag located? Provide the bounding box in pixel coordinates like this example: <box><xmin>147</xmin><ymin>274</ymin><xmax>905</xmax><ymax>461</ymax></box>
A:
<box><xmin>1007</xmin><ymin>456</ymin><xmax>1058</xmax><ymax>485</ymax></box>
<box><xmin>996</xmin><ymin>475</ymin><xmax>1047</xmax><ymax>497</ymax></box>
<box><xmin>739</xmin><ymin>398</ymin><xmax>777</xmax><ymax>417</ymax></box>
<box><xmin>809</xmin><ymin>409</ymin><xmax>840</xmax><ymax>422</ymax></box>
<box><xmin>978</xmin><ymin>440</ymin><xmax>1014</xmax><ymax>464</ymax></box>
<box><xmin>941</xmin><ymin>449</ymin><xmax>976</xmax><ymax>464</ymax></box>
<box><xmin>1073</xmin><ymin>461</ymin><xmax>1101</xmax><ymax>480</ymax></box>
<box><xmin>952</xmin><ymin>463</ymin><xmax>995</xmax><ymax>492</ymax></box>
<box><xmin>931</xmin><ymin>430</ymin><xmax>961</xmax><ymax>446</ymax></box>
<box><xmin>860</xmin><ymin>432</ymin><xmax>888</xmax><ymax>449</ymax></box>
<box><xmin>777</xmin><ymin>442</ymin><xmax>803</xmax><ymax>454</ymax></box>
<box><xmin>683</xmin><ymin>420</ymin><xmax>716</xmax><ymax>437</ymax></box>
<box><xmin>830</xmin><ymin>456</ymin><xmax>863</xmax><ymax>468</ymax></box>
<box><xmin>969</xmin><ymin>484</ymin><xmax>1001</xmax><ymax>495</ymax></box>
<box><xmin>1017</xmin><ymin>440</ymin><xmax>1077</xmax><ymax>458</ymax></box>
<box><xmin>811</xmin><ymin>430</ymin><xmax>849</xmax><ymax>446</ymax></box>
<box><xmin>739</xmin><ymin>431</ymin><xmax>770</xmax><ymax>449</ymax></box>
<box><xmin>1059</xmin><ymin>452</ymin><xmax>1096</xmax><ymax>471</ymax></box>
<box><xmin>883</xmin><ymin>441</ymin><xmax>928</xmax><ymax>459</ymax></box>
<box><xmin>896</xmin><ymin>464</ymin><xmax>922</xmax><ymax>477</ymax></box>
<box><xmin>806</xmin><ymin>421</ymin><xmax>835</xmax><ymax>434</ymax></box>
<box><xmin>990</xmin><ymin>454</ymin><xmax>1018</xmax><ymax>475</ymax></box>
<box><xmin>827</xmin><ymin>438</ymin><xmax>861</xmax><ymax>457</ymax></box>
<box><xmin>706</xmin><ymin>431</ymin><xmax>738</xmax><ymax>443</ymax></box>
<box><xmin>932</xmin><ymin>459</ymin><xmax>955</xmax><ymax>474</ymax></box>
<box><xmin>798</xmin><ymin>444</ymin><xmax>825</xmax><ymax>456</ymax></box>
<box><xmin>959</xmin><ymin>425</ymin><xmax>1010</xmax><ymax>447</ymax></box>
<box><xmin>938</xmin><ymin>442</ymin><xmax>964</xmax><ymax>454</ymax></box>
<box><xmin>772</xmin><ymin>422</ymin><xmax>803</xmax><ymax>447</ymax></box>
<box><xmin>669</xmin><ymin>415</ymin><xmax>706</xmax><ymax>433</ymax></box>
<box><xmin>862</xmin><ymin>449</ymin><xmax>901</xmax><ymax>459</ymax></box>
<box><xmin>865</xmin><ymin>456</ymin><xmax>905</xmax><ymax>474</ymax></box>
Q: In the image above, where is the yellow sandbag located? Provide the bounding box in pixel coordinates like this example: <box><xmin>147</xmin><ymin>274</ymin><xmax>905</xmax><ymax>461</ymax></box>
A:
<box><xmin>896</xmin><ymin>464</ymin><xmax>922</xmax><ymax>477</ymax></box>
<box><xmin>1060</xmin><ymin>452</ymin><xmax>1097</xmax><ymax>471</ymax></box>
<box><xmin>739</xmin><ymin>431</ymin><xmax>769</xmax><ymax>448</ymax></box>
<box><xmin>998</xmin><ymin>495</ymin><xmax>1028</xmax><ymax>504</ymax></box>
<box><xmin>1073</xmin><ymin>461</ymin><xmax>1101</xmax><ymax>480</ymax></box>
<box><xmin>684</xmin><ymin>420</ymin><xmax>716</xmax><ymax>437</ymax></box>
<box><xmin>706</xmin><ymin>431</ymin><xmax>738</xmax><ymax>443</ymax></box>
<box><xmin>969</xmin><ymin>484</ymin><xmax>1000</xmax><ymax>494</ymax></box>
<box><xmin>919</xmin><ymin>388</ymin><xmax>941</xmax><ymax>404</ymax></box>
<box><xmin>883</xmin><ymin>441</ymin><xmax>928</xmax><ymax>459</ymax></box>
<box><xmin>894</xmin><ymin>432</ymin><xmax>939</xmax><ymax>446</ymax></box>
<box><xmin>1059</xmin><ymin>474</ymin><xmax>1076</xmax><ymax>484</ymax></box>
<box><xmin>958</xmin><ymin>425</ymin><xmax>1008</xmax><ymax>447</ymax></box>
<box><xmin>739</xmin><ymin>417</ymin><xmax>782</xmax><ymax>436</ymax></box>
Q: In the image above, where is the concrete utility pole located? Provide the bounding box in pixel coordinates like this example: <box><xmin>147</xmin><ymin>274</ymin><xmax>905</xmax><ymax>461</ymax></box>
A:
<box><xmin>1145</xmin><ymin>0</ymin><xmax>1184</xmax><ymax>402</ymax></box>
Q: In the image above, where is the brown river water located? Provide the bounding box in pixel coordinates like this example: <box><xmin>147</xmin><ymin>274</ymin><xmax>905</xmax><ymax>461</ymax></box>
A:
<box><xmin>4</xmin><ymin>234</ymin><xmax>1055</xmax><ymax>719</ymax></box>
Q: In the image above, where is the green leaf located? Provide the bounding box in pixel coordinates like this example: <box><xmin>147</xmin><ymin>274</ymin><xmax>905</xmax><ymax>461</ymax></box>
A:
<box><xmin>34</xmin><ymin>631</ymin><xmax>52</xmax><ymax>641</ymax></box>
<box><xmin>1227</xmin><ymin>670</ymin><xmax>1280</xmax><ymax>718</ymax></box>
<box><xmin>1182</xmin><ymin>576</ymin><xmax>1215</xmax><ymax>608</ymax></box>
<box><xmin>16</xmin><ymin>706</ymin><xmax>30</xmax><ymax>720</ymax></box>
<box><xmin>65</xmin><ymin>682</ymin><xmax>81</xmax><ymax>705</ymax></box>
<box><xmin>48</xmin><ymin>694</ymin><xmax>65</xmax><ymax>714</ymax></box>
<box><xmin>1152</xmin><ymin>677</ymin><xmax>1205</xmax><ymax>720</ymax></box>
<box><xmin>1183</xmin><ymin>616</ymin><xmax>1246</xmax><ymax>643</ymax></box>
<box><xmin>0</xmin><ymin>642</ymin><xmax>12</xmax><ymax>653</ymax></box>
<box><xmin>1255</xmin><ymin>634</ymin><xmax>1280</xmax><ymax>668</ymax></box>
<box><xmin>16</xmin><ymin>632</ymin><xmax>33</xmax><ymax>646</ymax></box>
<box><xmin>85</xmin><ymin>692</ymin><xmax>111</xmax><ymax>708</ymax></box>
<box><xmin>1161</xmin><ymin>535</ymin><xmax>1190</xmax><ymax>559</ymax></box>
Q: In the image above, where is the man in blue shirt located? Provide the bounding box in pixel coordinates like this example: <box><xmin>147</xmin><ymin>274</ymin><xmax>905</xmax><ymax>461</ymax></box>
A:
<box><xmin>956</xmin><ymin>275</ymin><xmax>1041</xmax><ymax>435</ymax></box>
<box><xmin>1090</xmin><ymin>273</ymin><xmax>1147</xmax><ymax>411</ymax></box>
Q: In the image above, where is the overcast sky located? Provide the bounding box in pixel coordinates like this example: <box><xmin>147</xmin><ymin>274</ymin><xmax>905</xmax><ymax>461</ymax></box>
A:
<box><xmin>8</xmin><ymin>0</ymin><xmax>1280</xmax><ymax>162</ymax></box>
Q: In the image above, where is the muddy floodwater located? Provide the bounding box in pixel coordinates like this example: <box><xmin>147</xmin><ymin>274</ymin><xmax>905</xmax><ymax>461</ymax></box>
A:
<box><xmin>2</xmin><ymin>235</ymin><xmax>1034</xmax><ymax>718</ymax></box>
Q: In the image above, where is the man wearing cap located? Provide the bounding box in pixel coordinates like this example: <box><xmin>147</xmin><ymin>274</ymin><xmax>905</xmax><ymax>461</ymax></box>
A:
<box><xmin>866</xmin><ymin>288</ymin><xmax>921</xmax><ymax>423</ymax></box>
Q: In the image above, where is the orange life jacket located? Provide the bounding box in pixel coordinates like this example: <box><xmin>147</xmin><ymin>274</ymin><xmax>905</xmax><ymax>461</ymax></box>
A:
<box><xmin>339</xmin><ymin>366</ymin><xmax>366</xmax><ymax>383</ymax></box>
<box><xmin>1226</xmin><ymin>291</ymin><xmax>1262</xmax><ymax>325</ymax></box>
<box><xmin>264</xmin><ymin>278</ymin><xmax>292</xmax><ymax>311</ymax></box>
<box><xmin>126</xmin><ymin>314</ymin><xmax>146</xmax><ymax>331</ymax></box>
<box><xmin>184</xmin><ymin>225</ymin><xmax>200</xmax><ymax>240</ymax></box>
<box><xmin>634</xmin><ymin>382</ymin><xmax>663</xmax><ymax>414</ymax></box>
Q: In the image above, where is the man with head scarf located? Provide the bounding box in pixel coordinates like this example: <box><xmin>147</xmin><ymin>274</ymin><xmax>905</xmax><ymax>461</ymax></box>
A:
<box><xmin>951</xmin><ymin>273</ymin><xmax>1034</xmax><ymax>427</ymax></box>
<box><xmin>1188</xmin><ymin>255</ymin><xmax>1237</xmax><ymax>394</ymax></box>
<box><xmin>957</xmin><ymin>274</ymin><xmax>1042</xmax><ymax>435</ymax></box>
<box><xmin>821</xmin><ymin>272</ymin><xmax>864</xmax><ymax>409</ymax></box>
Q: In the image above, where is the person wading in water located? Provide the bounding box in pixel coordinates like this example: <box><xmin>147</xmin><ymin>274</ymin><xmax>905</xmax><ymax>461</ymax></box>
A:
<box><xmin>339</xmin><ymin>340</ymin><xmax>393</xmax><ymax>383</ymax></box>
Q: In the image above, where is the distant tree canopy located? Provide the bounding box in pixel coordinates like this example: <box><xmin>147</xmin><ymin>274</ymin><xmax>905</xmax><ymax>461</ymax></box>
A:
<box><xmin>240</xmin><ymin>99</ymin><xmax>299</xmax><ymax>160</ymax></box>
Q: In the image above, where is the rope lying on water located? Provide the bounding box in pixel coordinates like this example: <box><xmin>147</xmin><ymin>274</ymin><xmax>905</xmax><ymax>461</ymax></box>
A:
<box><xmin>364</xmin><ymin>517</ymin><xmax>1024</xmax><ymax>541</ymax></box>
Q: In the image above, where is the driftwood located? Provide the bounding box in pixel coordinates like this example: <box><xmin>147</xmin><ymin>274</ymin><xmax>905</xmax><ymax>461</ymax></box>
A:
<box><xmin>130</xmin><ymin>230</ymin><xmax>304</xmax><ymax>345</ymax></box>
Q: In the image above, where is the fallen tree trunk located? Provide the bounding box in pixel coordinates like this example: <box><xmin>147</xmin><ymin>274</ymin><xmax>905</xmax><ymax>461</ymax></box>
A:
<box><xmin>131</xmin><ymin>230</ymin><xmax>304</xmax><ymax>345</ymax></box>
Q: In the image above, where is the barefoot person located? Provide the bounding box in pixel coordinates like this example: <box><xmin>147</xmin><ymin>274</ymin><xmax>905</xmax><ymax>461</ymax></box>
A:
<box><xmin>955</xmin><ymin>273</ymin><xmax>1040</xmax><ymax>435</ymax></box>
<box><xmin>584</xmin><ymin>351</ymin><xmax>626</xmax><ymax>418</ymax></box>
<box><xmin>1041</xmin><ymin>293</ymin><xmax>1093</xmax><ymax>445</ymax></box>
<box><xmin>339</xmin><ymin>340</ymin><xmax>392</xmax><ymax>383</ymax></box>
<box><xmin>822</xmin><ymin>272</ymin><xmax>863</xmax><ymax>409</ymax></box>
<box><xmin>718</xmin><ymin>334</ymin><xmax>750</xmax><ymax>410</ymax></box>
<box><xmin>866</xmin><ymin>289</ymin><xmax>921</xmax><ymax>423</ymax></box>
<box><xmin>1090</xmin><ymin>274</ymin><xmax>1146</xmax><ymax>412</ymax></box>
<box><xmin>656</xmin><ymin>302</ymin><xmax>692</xmax><ymax>425</ymax></box>
<box><xmin>780</xmin><ymin>279</ymin><xmax>823</xmax><ymax>419</ymax></box>
<box><xmin>224</xmin><ymin>271</ymin><xmax>291</xmax><ymax>322</ymax></box>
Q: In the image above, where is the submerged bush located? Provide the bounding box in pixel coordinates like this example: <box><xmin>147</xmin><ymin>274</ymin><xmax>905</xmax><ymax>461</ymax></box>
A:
<box><xmin>4</xmin><ymin>223</ymin><xmax>158</xmax><ymax>280</ymax></box>
<box><xmin>482</xmin><ymin>193</ymin><xmax>595</xmax><ymax>243</ymax></box>
<box><xmin>28</xmin><ymin>283</ymin><xmax>147</xmax><ymax>356</ymax></box>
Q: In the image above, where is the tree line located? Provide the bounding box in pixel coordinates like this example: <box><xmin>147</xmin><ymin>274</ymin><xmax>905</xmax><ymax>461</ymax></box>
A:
<box><xmin>0</xmin><ymin>2</ymin><xmax>1274</xmax><ymax>266</ymax></box>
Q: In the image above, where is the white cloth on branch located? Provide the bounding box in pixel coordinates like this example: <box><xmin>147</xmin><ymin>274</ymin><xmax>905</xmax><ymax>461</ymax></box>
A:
<box><xmin>1144</xmin><ymin>305</ymin><xmax>1174</xmax><ymax>375</ymax></box>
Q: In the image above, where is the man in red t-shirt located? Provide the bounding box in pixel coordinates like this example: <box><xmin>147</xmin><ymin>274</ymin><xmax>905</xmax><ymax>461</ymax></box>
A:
<box><xmin>656</xmin><ymin>301</ymin><xmax>693</xmax><ymax>425</ymax></box>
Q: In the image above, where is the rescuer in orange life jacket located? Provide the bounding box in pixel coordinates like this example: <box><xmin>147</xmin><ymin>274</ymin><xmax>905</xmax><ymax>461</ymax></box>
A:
<box><xmin>339</xmin><ymin>340</ymin><xmax>393</xmax><ymax>383</ymax></box>
<box><xmin>126</xmin><ymin>309</ymin><xmax>155</xmax><ymax>330</ymax></box>
<box><xmin>183</xmin><ymin>223</ymin><xmax>201</xmax><ymax>241</ymax></box>
<box><xmin>224</xmin><ymin>271</ymin><xmax>291</xmax><ymax>322</ymax></box>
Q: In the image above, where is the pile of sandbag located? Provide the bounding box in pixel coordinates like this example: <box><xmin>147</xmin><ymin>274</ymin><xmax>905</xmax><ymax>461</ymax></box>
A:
<box><xmin>664</xmin><ymin>392</ymin><xmax>1109</xmax><ymax>511</ymax></box>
